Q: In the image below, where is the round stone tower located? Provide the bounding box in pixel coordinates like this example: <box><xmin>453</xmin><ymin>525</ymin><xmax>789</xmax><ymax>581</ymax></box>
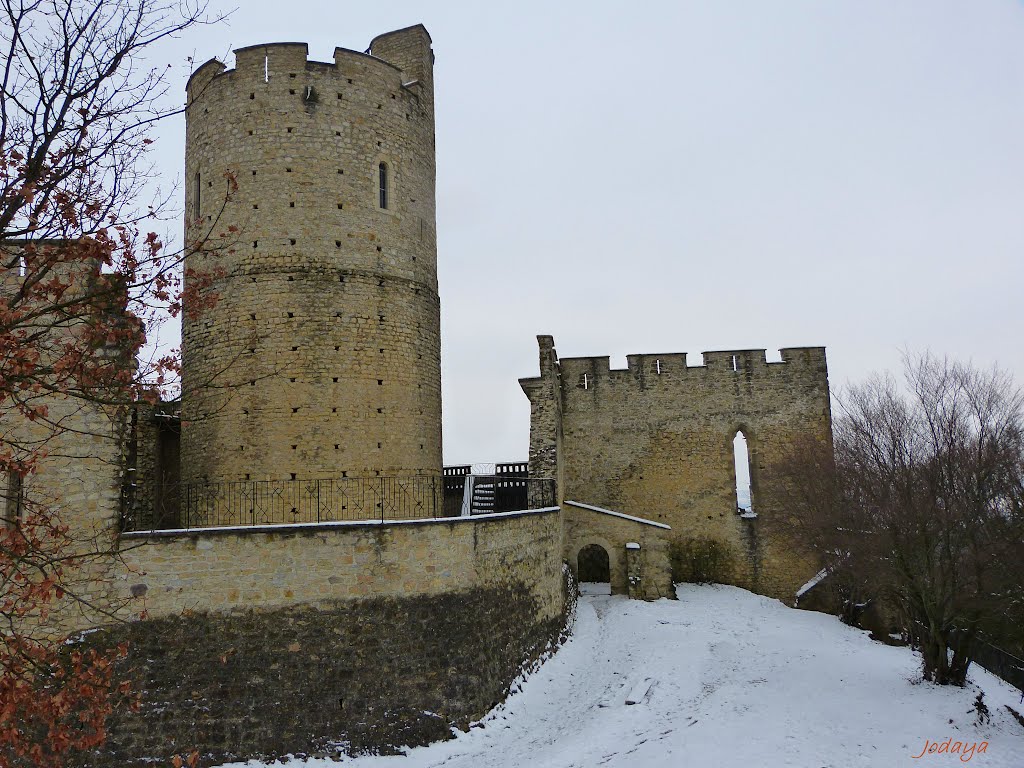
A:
<box><xmin>181</xmin><ymin>26</ymin><xmax>441</xmax><ymax>483</ymax></box>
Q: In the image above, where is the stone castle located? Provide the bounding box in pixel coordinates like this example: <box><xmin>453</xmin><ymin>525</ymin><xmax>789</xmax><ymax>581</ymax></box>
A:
<box><xmin>2</xmin><ymin>24</ymin><xmax>832</xmax><ymax>765</ymax></box>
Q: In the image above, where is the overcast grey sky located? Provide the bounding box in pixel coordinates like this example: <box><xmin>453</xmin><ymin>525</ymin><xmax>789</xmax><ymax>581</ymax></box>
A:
<box><xmin>145</xmin><ymin>0</ymin><xmax>1024</xmax><ymax>465</ymax></box>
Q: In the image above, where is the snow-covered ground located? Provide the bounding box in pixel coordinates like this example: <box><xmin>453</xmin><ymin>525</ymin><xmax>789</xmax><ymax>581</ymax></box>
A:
<box><xmin>224</xmin><ymin>585</ymin><xmax>1024</xmax><ymax>768</ymax></box>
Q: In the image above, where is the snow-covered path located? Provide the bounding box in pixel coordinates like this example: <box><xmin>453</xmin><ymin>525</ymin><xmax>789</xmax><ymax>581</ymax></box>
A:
<box><xmin>229</xmin><ymin>585</ymin><xmax>1024</xmax><ymax>768</ymax></box>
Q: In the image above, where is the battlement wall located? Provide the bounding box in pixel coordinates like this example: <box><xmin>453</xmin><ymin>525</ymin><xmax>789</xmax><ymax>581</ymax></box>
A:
<box><xmin>186</xmin><ymin>40</ymin><xmax>421</xmax><ymax>105</ymax></box>
<box><xmin>0</xmin><ymin>239</ymin><xmax>116</xmax><ymax>297</ymax></box>
<box><xmin>554</xmin><ymin>346</ymin><xmax>827</xmax><ymax>389</ymax></box>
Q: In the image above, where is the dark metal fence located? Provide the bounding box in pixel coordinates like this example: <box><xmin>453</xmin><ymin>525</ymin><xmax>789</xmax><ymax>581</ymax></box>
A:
<box><xmin>969</xmin><ymin>637</ymin><xmax>1024</xmax><ymax>694</ymax></box>
<box><xmin>440</xmin><ymin>462</ymin><xmax>531</xmax><ymax>517</ymax></box>
<box><xmin>442</xmin><ymin>465</ymin><xmax>470</xmax><ymax>517</ymax></box>
<box><xmin>495</xmin><ymin>462</ymin><xmax>529</xmax><ymax>510</ymax></box>
<box><xmin>911</xmin><ymin>623</ymin><xmax>1024</xmax><ymax>695</ymax></box>
<box><xmin>122</xmin><ymin>474</ymin><xmax>555</xmax><ymax>532</ymax></box>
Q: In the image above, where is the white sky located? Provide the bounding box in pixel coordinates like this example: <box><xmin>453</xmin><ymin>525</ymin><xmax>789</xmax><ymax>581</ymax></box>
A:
<box><xmin>143</xmin><ymin>0</ymin><xmax>1024</xmax><ymax>465</ymax></box>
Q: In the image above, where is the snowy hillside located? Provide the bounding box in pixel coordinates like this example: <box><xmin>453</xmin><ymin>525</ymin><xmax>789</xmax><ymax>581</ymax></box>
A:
<box><xmin>224</xmin><ymin>585</ymin><xmax>1024</xmax><ymax>768</ymax></box>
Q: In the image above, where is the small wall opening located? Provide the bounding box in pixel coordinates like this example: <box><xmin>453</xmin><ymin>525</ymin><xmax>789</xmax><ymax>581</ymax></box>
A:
<box><xmin>193</xmin><ymin>172</ymin><xmax>201</xmax><ymax>220</ymax></box>
<box><xmin>378</xmin><ymin>162</ymin><xmax>389</xmax><ymax>209</ymax></box>
<box><xmin>577</xmin><ymin>543</ymin><xmax>610</xmax><ymax>595</ymax></box>
<box><xmin>3</xmin><ymin>472</ymin><xmax>23</xmax><ymax>524</ymax></box>
<box><xmin>733</xmin><ymin>430</ymin><xmax>752</xmax><ymax>512</ymax></box>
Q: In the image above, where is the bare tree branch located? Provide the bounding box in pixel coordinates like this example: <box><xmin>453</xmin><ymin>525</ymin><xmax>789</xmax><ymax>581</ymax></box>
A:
<box><xmin>0</xmin><ymin>2</ymin><xmax>230</xmax><ymax>764</ymax></box>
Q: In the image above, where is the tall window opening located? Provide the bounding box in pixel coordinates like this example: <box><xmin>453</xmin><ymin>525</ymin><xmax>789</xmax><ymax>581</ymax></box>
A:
<box><xmin>194</xmin><ymin>172</ymin><xmax>201</xmax><ymax>220</ymax></box>
<box><xmin>3</xmin><ymin>472</ymin><xmax>23</xmax><ymax>525</ymax></box>
<box><xmin>378</xmin><ymin>162</ymin><xmax>389</xmax><ymax>209</ymax></box>
<box><xmin>733</xmin><ymin>430</ymin><xmax>752</xmax><ymax>512</ymax></box>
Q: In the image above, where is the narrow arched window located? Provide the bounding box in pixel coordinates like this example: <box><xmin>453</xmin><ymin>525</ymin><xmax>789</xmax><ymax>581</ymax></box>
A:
<box><xmin>378</xmin><ymin>162</ymin><xmax>389</xmax><ymax>209</ymax></box>
<box><xmin>733</xmin><ymin>430</ymin><xmax>753</xmax><ymax>513</ymax></box>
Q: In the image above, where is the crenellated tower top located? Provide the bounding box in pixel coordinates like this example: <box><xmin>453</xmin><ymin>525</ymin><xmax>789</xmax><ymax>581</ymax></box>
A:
<box><xmin>186</xmin><ymin>26</ymin><xmax>434</xmax><ymax>110</ymax></box>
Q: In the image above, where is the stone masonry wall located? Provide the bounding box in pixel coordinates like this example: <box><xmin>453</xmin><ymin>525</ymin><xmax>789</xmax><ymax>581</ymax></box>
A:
<box><xmin>116</xmin><ymin>507</ymin><xmax>563</xmax><ymax>618</ymax></box>
<box><xmin>521</xmin><ymin>335</ymin><xmax>832</xmax><ymax>601</ymax></box>
<box><xmin>0</xmin><ymin>391</ymin><xmax>127</xmax><ymax>634</ymax></box>
<box><xmin>69</xmin><ymin>507</ymin><xmax>567</xmax><ymax>765</ymax></box>
<box><xmin>0</xmin><ymin>244</ymin><xmax>129</xmax><ymax>634</ymax></box>
<box><xmin>127</xmin><ymin>403</ymin><xmax>180</xmax><ymax>530</ymax></box>
<box><xmin>181</xmin><ymin>26</ymin><xmax>441</xmax><ymax>485</ymax></box>
<box><xmin>520</xmin><ymin>335</ymin><xmax>562</xmax><ymax>488</ymax></box>
<box><xmin>77</xmin><ymin>587</ymin><xmax>571</xmax><ymax>766</ymax></box>
<box><xmin>563</xmin><ymin>502</ymin><xmax>673</xmax><ymax>600</ymax></box>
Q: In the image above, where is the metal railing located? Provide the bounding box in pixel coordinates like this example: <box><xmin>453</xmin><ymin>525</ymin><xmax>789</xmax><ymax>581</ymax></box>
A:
<box><xmin>441</xmin><ymin>462</ymin><xmax>531</xmax><ymax>517</ymax></box>
<box><xmin>122</xmin><ymin>474</ymin><xmax>556</xmax><ymax>532</ymax></box>
<box><xmin>910</xmin><ymin>622</ymin><xmax>1024</xmax><ymax>695</ymax></box>
<box><xmin>970</xmin><ymin>637</ymin><xmax>1024</xmax><ymax>694</ymax></box>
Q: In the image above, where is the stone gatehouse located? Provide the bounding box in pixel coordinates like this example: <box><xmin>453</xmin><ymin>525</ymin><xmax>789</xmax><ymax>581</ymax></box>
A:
<box><xmin>521</xmin><ymin>334</ymin><xmax>832</xmax><ymax>600</ymax></box>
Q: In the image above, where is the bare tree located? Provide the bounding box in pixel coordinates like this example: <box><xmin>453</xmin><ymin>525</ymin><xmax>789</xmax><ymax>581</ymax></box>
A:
<box><xmin>776</xmin><ymin>353</ymin><xmax>1024</xmax><ymax>686</ymax></box>
<box><xmin>0</xmin><ymin>1</ymin><xmax>227</xmax><ymax>764</ymax></box>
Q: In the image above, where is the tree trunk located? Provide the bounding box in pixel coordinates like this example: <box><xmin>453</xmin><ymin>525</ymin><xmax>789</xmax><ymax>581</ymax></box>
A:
<box><xmin>947</xmin><ymin>648</ymin><xmax>972</xmax><ymax>686</ymax></box>
<box><xmin>920</xmin><ymin>626</ymin><xmax>972</xmax><ymax>686</ymax></box>
<box><xmin>921</xmin><ymin>634</ymin><xmax>947</xmax><ymax>683</ymax></box>
<box><xmin>947</xmin><ymin>628</ymin><xmax>976</xmax><ymax>687</ymax></box>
